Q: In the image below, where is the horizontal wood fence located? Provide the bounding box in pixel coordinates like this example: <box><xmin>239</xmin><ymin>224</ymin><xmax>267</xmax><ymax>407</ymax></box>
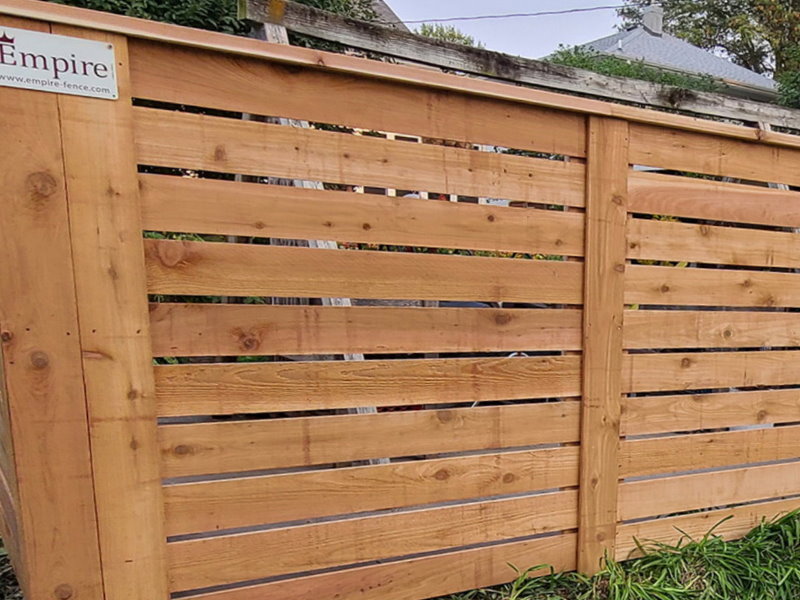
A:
<box><xmin>1</xmin><ymin>2</ymin><xmax>800</xmax><ymax>600</ymax></box>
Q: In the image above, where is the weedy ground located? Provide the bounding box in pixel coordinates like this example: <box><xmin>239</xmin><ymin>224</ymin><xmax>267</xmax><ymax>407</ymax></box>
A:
<box><xmin>441</xmin><ymin>511</ymin><xmax>800</xmax><ymax>600</ymax></box>
<box><xmin>2</xmin><ymin>512</ymin><xmax>800</xmax><ymax>600</ymax></box>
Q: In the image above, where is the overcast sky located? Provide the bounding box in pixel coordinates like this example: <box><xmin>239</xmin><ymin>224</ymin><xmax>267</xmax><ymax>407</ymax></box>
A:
<box><xmin>386</xmin><ymin>0</ymin><xmax>623</xmax><ymax>59</ymax></box>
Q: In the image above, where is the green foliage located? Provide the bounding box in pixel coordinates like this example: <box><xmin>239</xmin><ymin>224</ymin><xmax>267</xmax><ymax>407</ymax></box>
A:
<box><xmin>46</xmin><ymin>0</ymin><xmax>375</xmax><ymax>35</ymax></box>
<box><xmin>439</xmin><ymin>510</ymin><xmax>800</xmax><ymax>600</ymax></box>
<box><xmin>548</xmin><ymin>45</ymin><xmax>722</xmax><ymax>93</ymax></box>
<box><xmin>778</xmin><ymin>47</ymin><xmax>800</xmax><ymax>107</ymax></box>
<box><xmin>47</xmin><ymin>0</ymin><xmax>247</xmax><ymax>34</ymax></box>
<box><xmin>619</xmin><ymin>0</ymin><xmax>800</xmax><ymax>77</ymax></box>
<box><xmin>415</xmin><ymin>23</ymin><xmax>485</xmax><ymax>49</ymax></box>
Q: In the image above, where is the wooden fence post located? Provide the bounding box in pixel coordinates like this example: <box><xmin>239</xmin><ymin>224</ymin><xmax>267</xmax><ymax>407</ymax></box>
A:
<box><xmin>0</xmin><ymin>16</ymin><xmax>106</xmax><ymax>600</ymax></box>
<box><xmin>577</xmin><ymin>116</ymin><xmax>629</xmax><ymax>573</ymax></box>
<box><xmin>53</xmin><ymin>25</ymin><xmax>170</xmax><ymax>600</ymax></box>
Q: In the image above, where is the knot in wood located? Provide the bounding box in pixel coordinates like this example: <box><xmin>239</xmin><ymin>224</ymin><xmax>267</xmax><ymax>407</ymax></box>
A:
<box><xmin>53</xmin><ymin>584</ymin><xmax>74</xmax><ymax>600</ymax></box>
<box><xmin>30</xmin><ymin>351</ymin><xmax>49</xmax><ymax>370</ymax></box>
<box><xmin>0</xmin><ymin>331</ymin><xmax>12</xmax><ymax>343</ymax></box>
<box><xmin>26</xmin><ymin>171</ymin><xmax>58</xmax><ymax>205</ymax></box>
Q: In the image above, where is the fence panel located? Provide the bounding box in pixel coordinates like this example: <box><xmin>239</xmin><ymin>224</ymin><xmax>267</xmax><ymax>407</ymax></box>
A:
<box><xmin>1</xmin><ymin>2</ymin><xmax>800</xmax><ymax>599</ymax></box>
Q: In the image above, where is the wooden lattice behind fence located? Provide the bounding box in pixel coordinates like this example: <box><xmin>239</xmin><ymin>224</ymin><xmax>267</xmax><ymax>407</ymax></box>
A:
<box><xmin>2</xmin><ymin>2</ymin><xmax>800</xmax><ymax>600</ymax></box>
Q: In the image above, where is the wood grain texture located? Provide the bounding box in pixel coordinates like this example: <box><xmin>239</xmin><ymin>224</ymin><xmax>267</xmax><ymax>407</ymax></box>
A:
<box><xmin>622</xmin><ymin>349</ymin><xmax>800</xmax><ymax>394</ymax></box>
<box><xmin>179</xmin><ymin>532</ymin><xmax>576</xmax><ymax>600</ymax></box>
<box><xmin>149</xmin><ymin>303</ymin><xmax>583</xmax><ymax>357</ymax></box>
<box><xmin>139</xmin><ymin>173</ymin><xmax>585</xmax><ymax>256</ymax></box>
<box><xmin>167</xmin><ymin>490</ymin><xmax>577</xmax><ymax>590</ymax></box>
<box><xmin>133</xmin><ymin>107</ymin><xmax>586</xmax><ymax>208</ymax></box>
<box><xmin>577</xmin><ymin>117</ymin><xmax>629</xmax><ymax>573</ymax></box>
<box><xmin>164</xmin><ymin>446</ymin><xmax>578</xmax><ymax>535</ymax></box>
<box><xmin>144</xmin><ymin>239</ymin><xmax>584</xmax><ymax>303</ymax></box>
<box><xmin>619</xmin><ymin>461</ymin><xmax>800</xmax><ymax>521</ymax></box>
<box><xmin>620</xmin><ymin>424</ymin><xmax>800</xmax><ymax>477</ymax></box>
<box><xmin>630</xmin><ymin>123</ymin><xmax>800</xmax><ymax>187</ymax></box>
<box><xmin>238</xmin><ymin>0</ymin><xmax>796</xmax><ymax>127</ymax></box>
<box><xmin>624</xmin><ymin>310</ymin><xmax>800</xmax><ymax>350</ymax></box>
<box><xmin>159</xmin><ymin>402</ymin><xmax>579</xmax><ymax>477</ymax></box>
<box><xmin>129</xmin><ymin>40</ymin><xmax>587</xmax><ymax>158</ymax></box>
<box><xmin>621</xmin><ymin>388</ymin><xmax>800</xmax><ymax>436</ymax></box>
<box><xmin>626</xmin><ymin>264</ymin><xmax>800</xmax><ymax>308</ymax></box>
<box><xmin>629</xmin><ymin>218</ymin><xmax>800</xmax><ymax>269</ymax></box>
<box><xmin>616</xmin><ymin>498</ymin><xmax>800</xmax><ymax>560</ymax></box>
<box><xmin>0</xmin><ymin>16</ymin><xmax>103</xmax><ymax>600</ymax></box>
<box><xmin>5</xmin><ymin>0</ymin><xmax>800</xmax><ymax>150</ymax></box>
<box><xmin>154</xmin><ymin>355</ymin><xmax>582</xmax><ymax>417</ymax></box>
<box><xmin>55</xmin><ymin>26</ymin><xmax>169</xmax><ymax>600</ymax></box>
<box><xmin>628</xmin><ymin>171</ymin><xmax>800</xmax><ymax>228</ymax></box>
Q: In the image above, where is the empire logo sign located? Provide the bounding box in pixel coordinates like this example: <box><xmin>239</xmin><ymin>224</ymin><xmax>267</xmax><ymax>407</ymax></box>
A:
<box><xmin>0</xmin><ymin>26</ymin><xmax>118</xmax><ymax>100</ymax></box>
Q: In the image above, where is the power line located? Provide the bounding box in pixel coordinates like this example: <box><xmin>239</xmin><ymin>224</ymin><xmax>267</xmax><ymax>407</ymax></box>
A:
<box><xmin>381</xmin><ymin>5</ymin><xmax>627</xmax><ymax>26</ymax></box>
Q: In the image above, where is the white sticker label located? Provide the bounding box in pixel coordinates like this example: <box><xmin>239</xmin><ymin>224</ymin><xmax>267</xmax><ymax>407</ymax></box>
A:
<box><xmin>0</xmin><ymin>26</ymin><xmax>118</xmax><ymax>100</ymax></box>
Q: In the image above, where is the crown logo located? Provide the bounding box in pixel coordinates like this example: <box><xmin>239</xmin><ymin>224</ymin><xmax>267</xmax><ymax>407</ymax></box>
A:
<box><xmin>0</xmin><ymin>32</ymin><xmax>14</xmax><ymax>45</ymax></box>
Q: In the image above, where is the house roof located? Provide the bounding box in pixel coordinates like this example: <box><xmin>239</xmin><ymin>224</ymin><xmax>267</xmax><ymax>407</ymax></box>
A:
<box><xmin>582</xmin><ymin>27</ymin><xmax>777</xmax><ymax>95</ymax></box>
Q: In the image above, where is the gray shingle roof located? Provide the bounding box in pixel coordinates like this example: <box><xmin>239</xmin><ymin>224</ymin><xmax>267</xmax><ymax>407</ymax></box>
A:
<box><xmin>581</xmin><ymin>27</ymin><xmax>776</xmax><ymax>92</ymax></box>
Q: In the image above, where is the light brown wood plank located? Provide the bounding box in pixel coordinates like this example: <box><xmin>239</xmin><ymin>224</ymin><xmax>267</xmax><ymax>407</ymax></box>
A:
<box><xmin>179</xmin><ymin>532</ymin><xmax>576</xmax><ymax>600</ymax></box>
<box><xmin>626</xmin><ymin>264</ymin><xmax>800</xmax><ymax>308</ymax></box>
<box><xmin>629</xmin><ymin>218</ymin><xmax>800</xmax><ymax>269</ymax></box>
<box><xmin>622</xmin><ymin>350</ymin><xmax>800</xmax><ymax>394</ymax></box>
<box><xmin>164</xmin><ymin>446</ymin><xmax>578</xmax><ymax>535</ymax></box>
<box><xmin>622</xmin><ymin>388</ymin><xmax>800</xmax><ymax>436</ymax></box>
<box><xmin>617</xmin><ymin>498</ymin><xmax>800</xmax><ymax>561</ymax></box>
<box><xmin>8</xmin><ymin>0</ymin><xmax>800</xmax><ymax>150</ymax></box>
<box><xmin>577</xmin><ymin>117</ymin><xmax>628</xmax><ymax>573</ymax></box>
<box><xmin>0</xmin><ymin>16</ymin><xmax>103</xmax><ymax>600</ymax></box>
<box><xmin>619</xmin><ymin>461</ymin><xmax>800</xmax><ymax>522</ymax></box>
<box><xmin>155</xmin><ymin>355</ymin><xmax>582</xmax><ymax>417</ymax></box>
<box><xmin>630</xmin><ymin>123</ymin><xmax>800</xmax><ymax>187</ymax></box>
<box><xmin>55</xmin><ymin>26</ymin><xmax>169</xmax><ymax>599</ymax></box>
<box><xmin>133</xmin><ymin>107</ymin><xmax>586</xmax><ymax>208</ymax></box>
<box><xmin>168</xmin><ymin>490</ymin><xmax>576</xmax><ymax>591</ymax></box>
<box><xmin>620</xmin><ymin>424</ymin><xmax>800</xmax><ymax>478</ymax></box>
<box><xmin>129</xmin><ymin>40</ymin><xmax>587</xmax><ymax>158</ymax></box>
<box><xmin>628</xmin><ymin>171</ymin><xmax>800</xmax><ymax>228</ymax></box>
<box><xmin>624</xmin><ymin>310</ymin><xmax>800</xmax><ymax>350</ymax></box>
<box><xmin>145</xmin><ymin>239</ymin><xmax>583</xmax><ymax>303</ymax></box>
<box><xmin>149</xmin><ymin>304</ymin><xmax>583</xmax><ymax>357</ymax></box>
<box><xmin>139</xmin><ymin>174</ymin><xmax>585</xmax><ymax>256</ymax></box>
<box><xmin>159</xmin><ymin>402</ymin><xmax>579</xmax><ymax>477</ymax></box>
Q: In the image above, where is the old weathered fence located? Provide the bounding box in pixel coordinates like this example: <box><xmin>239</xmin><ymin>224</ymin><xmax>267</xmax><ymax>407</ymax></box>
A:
<box><xmin>1</xmin><ymin>2</ymin><xmax>800</xmax><ymax>600</ymax></box>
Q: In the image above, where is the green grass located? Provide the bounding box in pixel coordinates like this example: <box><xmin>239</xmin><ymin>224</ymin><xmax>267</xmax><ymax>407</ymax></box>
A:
<box><xmin>439</xmin><ymin>510</ymin><xmax>800</xmax><ymax>600</ymax></box>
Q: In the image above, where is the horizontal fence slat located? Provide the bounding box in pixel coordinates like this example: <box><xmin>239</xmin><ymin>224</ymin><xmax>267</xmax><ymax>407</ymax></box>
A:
<box><xmin>616</xmin><ymin>498</ymin><xmax>800</xmax><ymax>561</ymax></box>
<box><xmin>139</xmin><ymin>174</ymin><xmax>585</xmax><ymax>257</ymax></box>
<box><xmin>167</xmin><ymin>490</ymin><xmax>577</xmax><ymax>591</ymax></box>
<box><xmin>622</xmin><ymin>349</ymin><xmax>800</xmax><ymax>394</ymax></box>
<box><xmin>626</xmin><ymin>264</ymin><xmax>800</xmax><ymax>308</ymax></box>
<box><xmin>159</xmin><ymin>402</ymin><xmax>580</xmax><ymax>477</ymax></box>
<box><xmin>620</xmin><ymin>424</ymin><xmax>800</xmax><ymax>478</ymax></box>
<box><xmin>177</xmin><ymin>532</ymin><xmax>576</xmax><ymax>600</ymax></box>
<box><xmin>630</xmin><ymin>124</ymin><xmax>800</xmax><ymax>187</ymax></box>
<box><xmin>129</xmin><ymin>40</ymin><xmax>588</xmax><ymax>159</ymax></box>
<box><xmin>163</xmin><ymin>446</ymin><xmax>579</xmax><ymax>535</ymax></box>
<box><xmin>144</xmin><ymin>239</ymin><xmax>583</xmax><ymax>303</ymax></box>
<box><xmin>154</xmin><ymin>355</ymin><xmax>582</xmax><ymax>417</ymax></box>
<box><xmin>619</xmin><ymin>461</ymin><xmax>800</xmax><ymax>522</ymax></box>
<box><xmin>133</xmin><ymin>107</ymin><xmax>586</xmax><ymax>207</ymax></box>
<box><xmin>624</xmin><ymin>310</ymin><xmax>800</xmax><ymax>350</ymax></box>
<box><xmin>628</xmin><ymin>171</ymin><xmax>800</xmax><ymax>228</ymax></box>
<box><xmin>629</xmin><ymin>218</ymin><xmax>800</xmax><ymax>269</ymax></box>
<box><xmin>149</xmin><ymin>304</ymin><xmax>583</xmax><ymax>357</ymax></box>
<box><xmin>622</xmin><ymin>388</ymin><xmax>800</xmax><ymax>436</ymax></box>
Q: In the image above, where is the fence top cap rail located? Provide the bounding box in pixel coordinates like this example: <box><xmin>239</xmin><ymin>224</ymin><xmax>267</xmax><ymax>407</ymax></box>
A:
<box><xmin>2</xmin><ymin>0</ymin><xmax>799</xmax><ymax>150</ymax></box>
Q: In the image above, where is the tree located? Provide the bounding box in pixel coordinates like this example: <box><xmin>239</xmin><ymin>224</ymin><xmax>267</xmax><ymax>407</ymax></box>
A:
<box><xmin>46</xmin><ymin>0</ymin><xmax>376</xmax><ymax>35</ymax></box>
<box><xmin>415</xmin><ymin>23</ymin><xmax>485</xmax><ymax>49</ymax></box>
<box><xmin>618</xmin><ymin>1</ymin><xmax>800</xmax><ymax>77</ymax></box>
